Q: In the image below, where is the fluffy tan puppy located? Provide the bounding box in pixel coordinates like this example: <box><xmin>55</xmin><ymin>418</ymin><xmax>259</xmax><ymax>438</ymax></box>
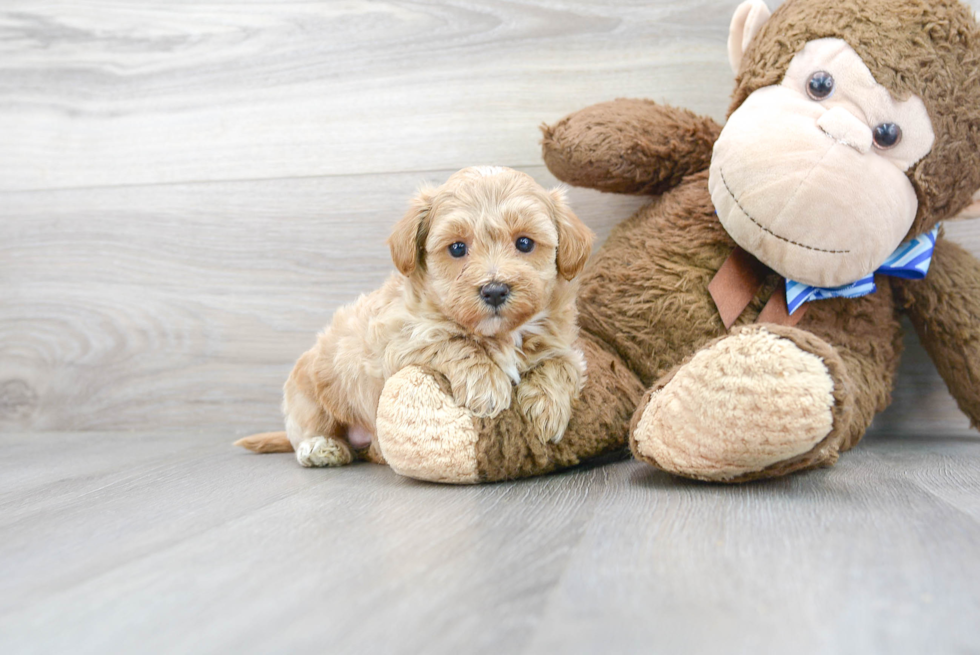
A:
<box><xmin>235</xmin><ymin>166</ymin><xmax>594</xmax><ymax>467</ymax></box>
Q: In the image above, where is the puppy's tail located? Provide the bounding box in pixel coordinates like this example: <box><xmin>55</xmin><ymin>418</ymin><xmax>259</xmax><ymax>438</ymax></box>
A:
<box><xmin>234</xmin><ymin>431</ymin><xmax>293</xmax><ymax>453</ymax></box>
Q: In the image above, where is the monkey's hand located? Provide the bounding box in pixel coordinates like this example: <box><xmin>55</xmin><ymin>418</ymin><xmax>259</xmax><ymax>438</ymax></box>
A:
<box><xmin>896</xmin><ymin>237</ymin><xmax>980</xmax><ymax>428</ymax></box>
<box><xmin>541</xmin><ymin>99</ymin><xmax>721</xmax><ymax>196</ymax></box>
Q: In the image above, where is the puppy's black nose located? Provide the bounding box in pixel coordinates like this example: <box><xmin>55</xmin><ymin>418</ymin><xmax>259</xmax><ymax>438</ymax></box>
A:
<box><xmin>480</xmin><ymin>282</ymin><xmax>510</xmax><ymax>308</ymax></box>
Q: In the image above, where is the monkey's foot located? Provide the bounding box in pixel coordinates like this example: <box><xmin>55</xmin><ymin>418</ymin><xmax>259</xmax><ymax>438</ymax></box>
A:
<box><xmin>630</xmin><ymin>325</ymin><xmax>847</xmax><ymax>482</ymax></box>
<box><xmin>375</xmin><ymin>366</ymin><xmax>481</xmax><ymax>484</ymax></box>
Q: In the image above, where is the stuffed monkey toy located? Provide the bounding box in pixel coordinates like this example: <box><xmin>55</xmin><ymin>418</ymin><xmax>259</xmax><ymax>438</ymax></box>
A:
<box><xmin>375</xmin><ymin>0</ymin><xmax>980</xmax><ymax>483</ymax></box>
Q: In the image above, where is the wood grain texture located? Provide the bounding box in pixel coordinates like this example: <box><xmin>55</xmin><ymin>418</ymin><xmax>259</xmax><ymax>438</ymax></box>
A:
<box><xmin>3</xmin><ymin>2</ymin><xmax>980</xmax><ymax>651</ymax></box>
<box><xmin>0</xmin><ymin>431</ymin><xmax>978</xmax><ymax>654</ymax></box>
<box><xmin>1</xmin><ymin>0</ymin><xmax>979</xmax><ymax>435</ymax></box>
<box><xmin>0</xmin><ymin>169</ymin><xmax>646</xmax><ymax>431</ymax></box>
<box><xmin>0</xmin><ymin>0</ymin><xmax>738</xmax><ymax>192</ymax></box>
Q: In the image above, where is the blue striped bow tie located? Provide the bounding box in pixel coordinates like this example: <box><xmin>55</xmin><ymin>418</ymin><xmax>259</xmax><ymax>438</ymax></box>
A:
<box><xmin>785</xmin><ymin>225</ymin><xmax>939</xmax><ymax>315</ymax></box>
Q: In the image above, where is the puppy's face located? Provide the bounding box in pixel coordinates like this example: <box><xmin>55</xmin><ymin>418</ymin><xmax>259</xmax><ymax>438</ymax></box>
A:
<box><xmin>388</xmin><ymin>167</ymin><xmax>593</xmax><ymax>337</ymax></box>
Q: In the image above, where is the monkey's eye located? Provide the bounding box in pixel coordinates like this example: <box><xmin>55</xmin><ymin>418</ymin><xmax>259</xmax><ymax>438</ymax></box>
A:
<box><xmin>448</xmin><ymin>242</ymin><xmax>467</xmax><ymax>258</ymax></box>
<box><xmin>515</xmin><ymin>236</ymin><xmax>535</xmax><ymax>253</ymax></box>
<box><xmin>806</xmin><ymin>71</ymin><xmax>835</xmax><ymax>101</ymax></box>
<box><xmin>872</xmin><ymin>123</ymin><xmax>902</xmax><ymax>150</ymax></box>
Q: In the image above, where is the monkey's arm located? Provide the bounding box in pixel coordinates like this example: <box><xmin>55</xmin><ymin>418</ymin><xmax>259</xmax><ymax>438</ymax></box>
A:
<box><xmin>541</xmin><ymin>99</ymin><xmax>721</xmax><ymax>195</ymax></box>
<box><xmin>896</xmin><ymin>237</ymin><xmax>980</xmax><ymax>428</ymax></box>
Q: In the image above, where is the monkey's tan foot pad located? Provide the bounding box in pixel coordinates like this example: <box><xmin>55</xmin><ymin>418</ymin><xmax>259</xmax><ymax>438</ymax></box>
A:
<box><xmin>296</xmin><ymin>436</ymin><xmax>353</xmax><ymax>468</ymax></box>
<box><xmin>376</xmin><ymin>366</ymin><xmax>481</xmax><ymax>484</ymax></box>
<box><xmin>630</xmin><ymin>326</ymin><xmax>836</xmax><ymax>482</ymax></box>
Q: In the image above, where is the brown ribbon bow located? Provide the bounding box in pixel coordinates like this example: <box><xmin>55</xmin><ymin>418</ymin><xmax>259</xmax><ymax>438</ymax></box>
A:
<box><xmin>708</xmin><ymin>246</ymin><xmax>808</xmax><ymax>329</ymax></box>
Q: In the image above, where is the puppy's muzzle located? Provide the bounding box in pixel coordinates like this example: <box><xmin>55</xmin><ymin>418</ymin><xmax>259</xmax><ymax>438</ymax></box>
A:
<box><xmin>479</xmin><ymin>282</ymin><xmax>510</xmax><ymax>308</ymax></box>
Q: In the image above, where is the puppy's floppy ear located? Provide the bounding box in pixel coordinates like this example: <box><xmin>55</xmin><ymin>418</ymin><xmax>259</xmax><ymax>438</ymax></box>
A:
<box><xmin>388</xmin><ymin>186</ymin><xmax>435</xmax><ymax>276</ymax></box>
<box><xmin>550</xmin><ymin>188</ymin><xmax>594</xmax><ymax>280</ymax></box>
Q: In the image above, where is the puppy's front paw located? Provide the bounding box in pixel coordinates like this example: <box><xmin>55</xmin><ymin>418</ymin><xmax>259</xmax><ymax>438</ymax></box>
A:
<box><xmin>516</xmin><ymin>382</ymin><xmax>573</xmax><ymax>444</ymax></box>
<box><xmin>295</xmin><ymin>436</ymin><xmax>353</xmax><ymax>468</ymax></box>
<box><xmin>451</xmin><ymin>364</ymin><xmax>513</xmax><ymax>418</ymax></box>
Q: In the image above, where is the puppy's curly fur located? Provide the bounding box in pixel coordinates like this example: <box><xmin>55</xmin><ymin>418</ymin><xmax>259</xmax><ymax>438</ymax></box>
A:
<box><xmin>235</xmin><ymin>166</ymin><xmax>594</xmax><ymax>467</ymax></box>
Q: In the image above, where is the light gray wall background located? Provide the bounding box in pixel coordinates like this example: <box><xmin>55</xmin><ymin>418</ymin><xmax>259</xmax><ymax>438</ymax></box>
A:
<box><xmin>2</xmin><ymin>0</ymin><xmax>979</xmax><ymax>437</ymax></box>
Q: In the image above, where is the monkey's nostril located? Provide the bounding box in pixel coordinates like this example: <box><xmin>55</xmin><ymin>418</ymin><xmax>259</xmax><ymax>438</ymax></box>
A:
<box><xmin>480</xmin><ymin>282</ymin><xmax>510</xmax><ymax>308</ymax></box>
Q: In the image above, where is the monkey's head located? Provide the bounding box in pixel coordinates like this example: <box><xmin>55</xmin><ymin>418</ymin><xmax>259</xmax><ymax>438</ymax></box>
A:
<box><xmin>708</xmin><ymin>0</ymin><xmax>980</xmax><ymax>287</ymax></box>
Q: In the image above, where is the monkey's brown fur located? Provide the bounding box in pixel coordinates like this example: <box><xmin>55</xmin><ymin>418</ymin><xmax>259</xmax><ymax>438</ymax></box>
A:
<box><xmin>371</xmin><ymin>0</ymin><xmax>980</xmax><ymax>483</ymax></box>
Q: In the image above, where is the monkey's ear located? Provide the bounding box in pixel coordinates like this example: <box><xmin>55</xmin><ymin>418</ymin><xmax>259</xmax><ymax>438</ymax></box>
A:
<box><xmin>550</xmin><ymin>188</ymin><xmax>595</xmax><ymax>281</ymax></box>
<box><xmin>728</xmin><ymin>0</ymin><xmax>771</xmax><ymax>75</ymax></box>
<box><xmin>388</xmin><ymin>186</ymin><xmax>435</xmax><ymax>276</ymax></box>
<box><xmin>954</xmin><ymin>189</ymin><xmax>980</xmax><ymax>220</ymax></box>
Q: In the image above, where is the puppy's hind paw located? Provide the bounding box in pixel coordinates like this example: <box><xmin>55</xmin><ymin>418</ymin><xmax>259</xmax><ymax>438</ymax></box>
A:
<box><xmin>516</xmin><ymin>384</ymin><xmax>572</xmax><ymax>444</ymax></box>
<box><xmin>295</xmin><ymin>436</ymin><xmax>353</xmax><ymax>468</ymax></box>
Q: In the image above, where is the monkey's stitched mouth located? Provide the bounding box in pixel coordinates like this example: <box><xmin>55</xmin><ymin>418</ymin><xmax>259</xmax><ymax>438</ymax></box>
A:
<box><xmin>718</xmin><ymin>169</ymin><xmax>850</xmax><ymax>255</ymax></box>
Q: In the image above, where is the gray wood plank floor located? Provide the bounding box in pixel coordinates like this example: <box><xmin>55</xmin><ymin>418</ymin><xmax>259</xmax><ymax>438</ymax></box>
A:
<box><xmin>1</xmin><ymin>430</ymin><xmax>979</xmax><ymax>654</ymax></box>
<box><xmin>3</xmin><ymin>1</ymin><xmax>980</xmax><ymax>653</ymax></box>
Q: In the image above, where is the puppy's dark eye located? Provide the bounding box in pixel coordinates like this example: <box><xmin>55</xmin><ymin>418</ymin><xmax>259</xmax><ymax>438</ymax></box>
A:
<box><xmin>806</xmin><ymin>71</ymin><xmax>835</xmax><ymax>101</ymax></box>
<box><xmin>515</xmin><ymin>236</ymin><xmax>535</xmax><ymax>253</ymax></box>
<box><xmin>448</xmin><ymin>242</ymin><xmax>467</xmax><ymax>258</ymax></box>
<box><xmin>872</xmin><ymin>123</ymin><xmax>902</xmax><ymax>149</ymax></box>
